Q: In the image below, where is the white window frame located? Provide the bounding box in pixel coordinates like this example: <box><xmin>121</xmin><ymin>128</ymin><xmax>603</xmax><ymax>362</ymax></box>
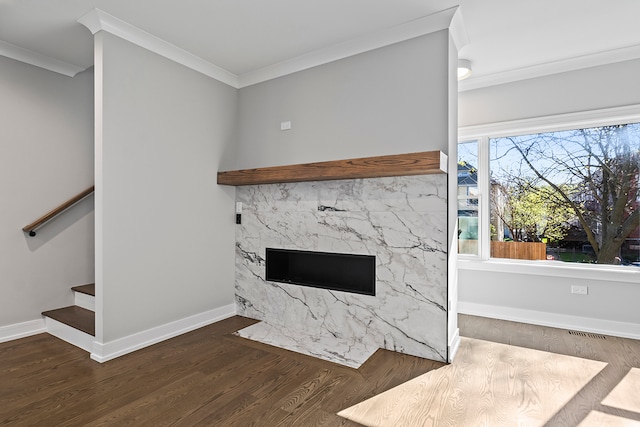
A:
<box><xmin>457</xmin><ymin>104</ymin><xmax>640</xmax><ymax>283</ymax></box>
<box><xmin>457</xmin><ymin>139</ymin><xmax>483</xmax><ymax>258</ymax></box>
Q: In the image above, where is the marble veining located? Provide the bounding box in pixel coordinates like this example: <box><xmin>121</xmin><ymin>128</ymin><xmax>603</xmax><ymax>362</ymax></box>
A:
<box><xmin>234</xmin><ymin>175</ymin><xmax>448</xmax><ymax>367</ymax></box>
<box><xmin>235</xmin><ymin>321</ymin><xmax>378</xmax><ymax>368</ymax></box>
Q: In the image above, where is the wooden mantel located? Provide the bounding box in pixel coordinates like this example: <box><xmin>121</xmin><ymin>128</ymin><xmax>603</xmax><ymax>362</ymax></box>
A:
<box><xmin>217</xmin><ymin>151</ymin><xmax>447</xmax><ymax>186</ymax></box>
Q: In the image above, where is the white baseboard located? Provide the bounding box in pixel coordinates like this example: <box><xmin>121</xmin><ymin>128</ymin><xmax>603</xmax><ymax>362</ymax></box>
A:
<box><xmin>90</xmin><ymin>303</ymin><xmax>237</xmax><ymax>363</ymax></box>
<box><xmin>45</xmin><ymin>317</ymin><xmax>94</xmax><ymax>352</ymax></box>
<box><xmin>448</xmin><ymin>328</ymin><xmax>460</xmax><ymax>363</ymax></box>
<box><xmin>0</xmin><ymin>319</ymin><xmax>46</xmax><ymax>343</ymax></box>
<box><xmin>459</xmin><ymin>301</ymin><xmax>640</xmax><ymax>341</ymax></box>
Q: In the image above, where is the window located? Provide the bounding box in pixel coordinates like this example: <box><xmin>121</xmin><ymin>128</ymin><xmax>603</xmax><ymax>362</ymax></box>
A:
<box><xmin>459</xmin><ymin>116</ymin><xmax>640</xmax><ymax>269</ymax></box>
<box><xmin>457</xmin><ymin>141</ymin><xmax>479</xmax><ymax>255</ymax></box>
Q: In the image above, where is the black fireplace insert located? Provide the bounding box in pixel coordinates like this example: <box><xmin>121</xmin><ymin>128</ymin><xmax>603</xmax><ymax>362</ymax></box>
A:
<box><xmin>265</xmin><ymin>248</ymin><xmax>375</xmax><ymax>296</ymax></box>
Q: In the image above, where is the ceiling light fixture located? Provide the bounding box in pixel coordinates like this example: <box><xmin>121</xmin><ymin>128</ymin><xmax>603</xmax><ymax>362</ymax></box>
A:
<box><xmin>457</xmin><ymin>59</ymin><xmax>472</xmax><ymax>80</ymax></box>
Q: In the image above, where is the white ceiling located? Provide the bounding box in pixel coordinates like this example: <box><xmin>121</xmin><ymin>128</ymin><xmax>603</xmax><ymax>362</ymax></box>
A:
<box><xmin>1</xmin><ymin>0</ymin><xmax>640</xmax><ymax>89</ymax></box>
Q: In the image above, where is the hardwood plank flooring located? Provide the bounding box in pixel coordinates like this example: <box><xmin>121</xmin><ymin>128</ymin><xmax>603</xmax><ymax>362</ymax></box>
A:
<box><xmin>339</xmin><ymin>315</ymin><xmax>640</xmax><ymax>426</ymax></box>
<box><xmin>2</xmin><ymin>314</ymin><xmax>639</xmax><ymax>426</ymax></box>
<box><xmin>0</xmin><ymin>316</ymin><xmax>440</xmax><ymax>426</ymax></box>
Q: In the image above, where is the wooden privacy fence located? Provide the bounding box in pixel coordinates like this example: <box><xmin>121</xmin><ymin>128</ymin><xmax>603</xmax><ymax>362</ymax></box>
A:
<box><xmin>491</xmin><ymin>241</ymin><xmax>546</xmax><ymax>260</ymax></box>
<box><xmin>458</xmin><ymin>239</ymin><xmax>478</xmax><ymax>255</ymax></box>
<box><xmin>458</xmin><ymin>240</ymin><xmax>547</xmax><ymax>260</ymax></box>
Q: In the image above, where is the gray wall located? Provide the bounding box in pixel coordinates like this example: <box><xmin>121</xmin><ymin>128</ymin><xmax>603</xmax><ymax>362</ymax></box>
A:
<box><xmin>0</xmin><ymin>56</ymin><xmax>94</xmax><ymax>328</ymax></box>
<box><xmin>235</xmin><ymin>31</ymin><xmax>451</xmax><ymax>169</ymax></box>
<box><xmin>458</xmin><ymin>59</ymin><xmax>640</xmax><ymax>337</ymax></box>
<box><xmin>235</xmin><ymin>29</ymin><xmax>459</xmax><ymax>357</ymax></box>
<box><xmin>460</xmin><ymin>58</ymin><xmax>640</xmax><ymax>127</ymax></box>
<box><xmin>459</xmin><ymin>270</ymin><xmax>640</xmax><ymax>329</ymax></box>
<box><xmin>97</xmin><ymin>33</ymin><xmax>237</xmax><ymax>343</ymax></box>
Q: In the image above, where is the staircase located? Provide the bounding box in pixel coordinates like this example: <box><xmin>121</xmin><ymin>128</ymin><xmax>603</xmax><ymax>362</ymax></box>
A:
<box><xmin>42</xmin><ymin>284</ymin><xmax>95</xmax><ymax>352</ymax></box>
<box><xmin>22</xmin><ymin>188</ymin><xmax>97</xmax><ymax>353</ymax></box>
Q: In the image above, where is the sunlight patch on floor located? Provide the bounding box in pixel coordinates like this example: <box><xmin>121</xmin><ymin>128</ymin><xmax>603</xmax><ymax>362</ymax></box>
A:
<box><xmin>338</xmin><ymin>337</ymin><xmax>606</xmax><ymax>427</ymax></box>
<box><xmin>601</xmin><ymin>368</ymin><xmax>640</xmax><ymax>414</ymax></box>
<box><xmin>578</xmin><ymin>410</ymin><xmax>640</xmax><ymax>426</ymax></box>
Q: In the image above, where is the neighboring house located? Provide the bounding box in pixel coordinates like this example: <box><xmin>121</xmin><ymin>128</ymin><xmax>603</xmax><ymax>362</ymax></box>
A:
<box><xmin>488</xmin><ymin>179</ymin><xmax>512</xmax><ymax>242</ymax></box>
<box><xmin>457</xmin><ymin>161</ymin><xmax>479</xmax><ymax>241</ymax></box>
<box><xmin>621</xmin><ymin>169</ymin><xmax>640</xmax><ymax>263</ymax></box>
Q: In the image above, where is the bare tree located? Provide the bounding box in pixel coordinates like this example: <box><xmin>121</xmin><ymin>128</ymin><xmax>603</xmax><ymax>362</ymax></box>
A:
<box><xmin>498</xmin><ymin>124</ymin><xmax>639</xmax><ymax>264</ymax></box>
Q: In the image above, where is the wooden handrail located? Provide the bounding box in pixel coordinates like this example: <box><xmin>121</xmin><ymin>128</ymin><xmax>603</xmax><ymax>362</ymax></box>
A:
<box><xmin>22</xmin><ymin>186</ymin><xmax>94</xmax><ymax>236</ymax></box>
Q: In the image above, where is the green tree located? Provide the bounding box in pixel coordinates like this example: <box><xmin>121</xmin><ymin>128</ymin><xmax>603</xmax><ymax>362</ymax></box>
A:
<box><xmin>492</xmin><ymin>182</ymin><xmax>573</xmax><ymax>242</ymax></box>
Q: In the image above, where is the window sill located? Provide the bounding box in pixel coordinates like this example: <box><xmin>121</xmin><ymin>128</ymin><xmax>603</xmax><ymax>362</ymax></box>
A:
<box><xmin>457</xmin><ymin>257</ymin><xmax>640</xmax><ymax>284</ymax></box>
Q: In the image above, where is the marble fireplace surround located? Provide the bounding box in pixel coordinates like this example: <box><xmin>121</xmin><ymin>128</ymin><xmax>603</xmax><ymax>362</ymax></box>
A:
<box><xmin>218</xmin><ymin>151</ymin><xmax>449</xmax><ymax>368</ymax></box>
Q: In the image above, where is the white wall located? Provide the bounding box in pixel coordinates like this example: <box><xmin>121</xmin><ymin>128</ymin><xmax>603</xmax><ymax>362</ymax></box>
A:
<box><xmin>458</xmin><ymin>59</ymin><xmax>640</xmax><ymax>339</ymax></box>
<box><xmin>95</xmin><ymin>32</ymin><xmax>237</xmax><ymax>343</ymax></box>
<box><xmin>0</xmin><ymin>56</ymin><xmax>94</xmax><ymax>332</ymax></box>
<box><xmin>235</xmin><ymin>31</ymin><xmax>451</xmax><ymax>169</ymax></box>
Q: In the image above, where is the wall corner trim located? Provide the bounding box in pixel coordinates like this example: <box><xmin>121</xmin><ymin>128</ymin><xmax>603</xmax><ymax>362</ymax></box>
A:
<box><xmin>449</xmin><ymin>7</ymin><xmax>469</xmax><ymax>52</ymax></box>
<box><xmin>89</xmin><ymin>303</ymin><xmax>236</xmax><ymax>363</ymax></box>
<box><xmin>0</xmin><ymin>39</ymin><xmax>85</xmax><ymax>77</ymax></box>
<box><xmin>448</xmin><ymin>327</ymin><xmax>461</xmax><ymax>362</ymax></box>
<box><xmin>0</xmin><ymin>318</ymin><xmax>46</xmax><ymax>344</ymax></box>
<box><xmin>77</xmin><ymin>9</ymin><xmax>239</xmax><ymax>88</ymax></box>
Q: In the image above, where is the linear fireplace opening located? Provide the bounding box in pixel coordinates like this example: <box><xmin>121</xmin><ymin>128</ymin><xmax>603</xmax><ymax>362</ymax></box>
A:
<box><xmin>265</xmin><ymin>248</ymin><xmax>375</xmax><ymax>296</ymax></box>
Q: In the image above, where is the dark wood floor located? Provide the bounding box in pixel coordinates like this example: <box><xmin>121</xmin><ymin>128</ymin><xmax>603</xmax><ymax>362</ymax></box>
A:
<box><xmin>0</xmin><ymin>316</ymin><xmax>444</xmax><ymax>426</ymax></box>
<box><xmin>2</xmin><ymin>315</ymin><xmax>639</xmax><ymax>426</ymax></box>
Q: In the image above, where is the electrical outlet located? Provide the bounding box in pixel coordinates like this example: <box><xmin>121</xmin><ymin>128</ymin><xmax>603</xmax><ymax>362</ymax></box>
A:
<box><xmin>280</xmin><ymin>121</ymin><xmax>291</xmax><ymax>131</ymax></box>
<box><xmin>571</xmin><ymin>285</ymin><xmax>588</xmax><ymax>295</ymax></box>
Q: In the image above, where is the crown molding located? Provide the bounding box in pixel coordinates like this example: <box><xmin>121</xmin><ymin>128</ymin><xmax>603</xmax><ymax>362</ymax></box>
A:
<box><xmin>77</xmin><ymin>9</ymin><xmax>239</xmax><ymax>88</ymax></box>
<box><xmin>238</xmin><ymin>6</ymin><xmax>465</xmax><ymax>88</ymax></box>
<box><xmin>5</xmin><ymin>7</ymin><xmax>637</xmax><ymax>92</ymax></box>
<box><xmin>77</xmin><ymin>7</ymin><xmax>466</xmax><ymax>89</ymax></box>
<box><xmin>459</xmin><ymin>43</ymin><xmax>640</xmax><ymax>92</ymax></box>
<box><xmin>0</xmin><ymin>39</ymin><xmax>85</xmax><ymax>77</ymax></box>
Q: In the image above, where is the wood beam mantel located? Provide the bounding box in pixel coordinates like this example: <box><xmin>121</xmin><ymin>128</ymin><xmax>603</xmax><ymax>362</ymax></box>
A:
<box><xmin>217</xmin><ymin>151</ymin><xmax>447</xmax><ymax>186</ymax></box>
